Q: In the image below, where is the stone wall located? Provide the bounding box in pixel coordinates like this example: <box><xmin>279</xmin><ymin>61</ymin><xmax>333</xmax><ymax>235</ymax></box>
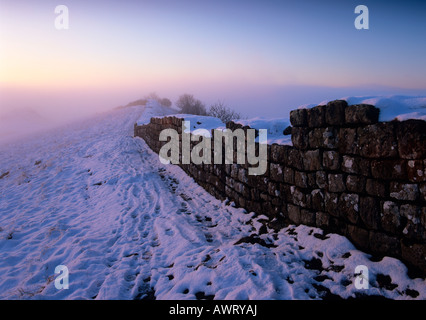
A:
<box><xmin>134</xmin><ymin>100</ymin><xmax>426</xmax><ymax>274</ymax></box>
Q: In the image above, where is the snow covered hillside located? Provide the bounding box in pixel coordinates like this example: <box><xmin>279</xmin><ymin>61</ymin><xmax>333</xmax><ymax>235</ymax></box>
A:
<box><xmin>0</xmin><ymin>108</ymin><xmax>50</xmax><ymax>143</ymax></box>
<box><xmin>0</xmin><ymin>103</ymin><xmax>425</xmax><ymax>300</ymax></box>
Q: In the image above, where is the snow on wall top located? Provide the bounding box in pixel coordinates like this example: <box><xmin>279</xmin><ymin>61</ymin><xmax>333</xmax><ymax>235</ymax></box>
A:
<box><xmin>300</xmin><ymin>95</ymin><xmax>426</xmax><ymax>122</ymax></box>
<box><xmin>137</xmin><ymin>95</ymin><xmax>426</xmax><ymax>146</ymax></box>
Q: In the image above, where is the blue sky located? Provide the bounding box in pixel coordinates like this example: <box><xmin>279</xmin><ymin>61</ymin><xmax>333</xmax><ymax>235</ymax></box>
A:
<box><xmin>1</xmin><ymin>0</ymin><xmax>425</xmax><ymax>118</ymax></box>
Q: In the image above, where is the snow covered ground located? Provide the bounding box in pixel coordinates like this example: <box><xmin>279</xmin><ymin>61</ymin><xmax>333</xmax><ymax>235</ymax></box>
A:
<box><xmin>0</xmin><ymin>102</ymin><xmax>425</xmax><ymax>300</ymax></box>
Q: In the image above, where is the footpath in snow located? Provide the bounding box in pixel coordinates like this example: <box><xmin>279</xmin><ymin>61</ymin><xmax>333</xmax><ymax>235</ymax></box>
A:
<box><xmin>0</xmin><ymin>102</ymin><xmax>425</xmax><ymax>300</ymax></box>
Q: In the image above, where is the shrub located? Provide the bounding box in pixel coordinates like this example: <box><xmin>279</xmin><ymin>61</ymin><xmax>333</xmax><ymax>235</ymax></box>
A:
<box><xmin>208</xmin><ymin>101</ymin><xmax>241</xmax><ymax>123</ymax></box>
<box><xmin>176</xmin><ymin>94</ymin><xmax>207</xmax><ymax>115</ymax></box>
<box><xmin>160</xmin><ymin>98</ymin><xmax>172</xmax><ymax>107</ymax></box>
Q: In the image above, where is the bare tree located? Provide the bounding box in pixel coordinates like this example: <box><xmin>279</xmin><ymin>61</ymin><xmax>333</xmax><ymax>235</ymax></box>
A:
<box><xmin>146</xmin><ymin>92</ymin><xmax>161</xmax><ymax>101</ymax></box>
<box><xmin>176</xmin><ymin>94</ymin><xmax>207</xmax><ymax>115</ymax></box>
<box><xmin>160</xmin><ymin>98</ymin><xmax>172</xmax><ymax>107</ymax></box>
<box><xmin>208</xmin><ymin>100</ymin><xmax>241</xmax><ymax>123</ymax></box>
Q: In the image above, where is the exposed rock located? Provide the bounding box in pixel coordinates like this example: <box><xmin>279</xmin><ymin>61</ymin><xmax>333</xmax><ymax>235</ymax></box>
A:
<box><xmin>339</xmin><ymin>193</ymin><xmax>359</xmax><ymax>224</ymax></box>
<box><xmin>397</xmin><ymin>120</ymin><xmax>426</xmax><ymax>159</ymax></box>
<box><xmin>287</xmin><ymin>148</ymin><xmax>304</xmax><ymax>170</ymax></box>
<box><xmin>290</xmin><ymin>109</ymin><xmax>307</xmax><ymax>127</ymax></box>
<box><xmin>369</xmin><ymin>232</ymin><xmax>401</xmax><ymax>256</ymax></box>
<box><xmin>328</xmin><ymin>174</ymin><xmax>345</xmax><ymax>192</ymax></box>
<box><xmin>270</xmin><ymin>144</ymin><xmax>287</xmax><ymax>163</ymax></box>
<box><xmin>338</xmin><ymin>127</ymin><xmax>359</xmax><ymax>155</ymax></box>
<box><xmin>291</xmin><ymin>127</ymin><xmax>309</xmax><ymax>150</ymax></box>
<box><xmin>401</xmin><ymin>240</ymin><xmax>426</xmax><ymax>273</ymax></box>
<box><xmin>307</xmin><ymin>105</ymin><xmax>326</xmax><ymax>128</ymax></box>
<box><xmin>283</xmin><ymin>126</ymin><xmax>292</xmax><ymax>135</ymax></box>
<box><xmin>324</xmin><ymin>192</ymin><xmax>339</xmax><ymax>217</ymax></box>
<box><xmin>359</xmin><ymin>196</ymin><xmax>381</xmax><ymax>230</ymax></box>
<box><xmin>316</xmin><ymin>211</ymin><xmax>330</xmax><ymax>229</ymax></box>
<box><xmin>300</xmin><ymin>209</ymin><xmax>316</xmax><ymax>226</ymax></box>
<box><xmin>269</xmin><ymin>163</ymin><xmax>283</xmax><ymax>182</ymax></box>
<box><xmin>345</xmin><ymin>104</ymin><xmax>380</xmax><ymax>125</ymax></box>
<box><xmin>406</xmin><ymin>160</ymin><xmax>425</xmax><ymax>182</ymax></box>
<box><xmin>283</xmin><ymin>167</ymin><xmax>295</xmax><ymax>184</ymax></box>
<box><xmin>315</xmin><ymin>171</ymin><xmax>327</xmax><ymax>189</ymax></box>
<box><xmin>365</xmin><ymin>179</ymin><xmax>386</xmax><ymax>197</ymax></box>
<box><xmin>346</xmin><ymin>175</ymin><xmax>365</xmax><ymax>193</ymax></box>
<box><xmin>323</xmin><ymin>151</ymin><xmax>340</xmax><ymax>171</ymax></box>
<box><xmin>311</xmin><ymin>189</ymin><xmax>325</xmax><ymax>211</ymax></box>
<box><xmin>308</xmin><ymin>127</ymin><xmax>338</xmax><ymax>149</ymax></box>
<box><xmin>325</xmin><ymin>100</ymin><xmax>347</xmax><ymax>126</ymax></box>
<box><xmin>303</xmin><ymin>149</ymin><xmax>322</xmax><ymax>171</ymax></box>
<box><xmin>287</xmin><ymin>204</ymin><xmax>301</xmax><ymax>224</ymax></box>
<box><xmin>390</xmin><ymin>182</ymin><xmax>419</xmax><ymax>201</ymax></box>
<box><xmin>400</xmin><ymin>204</ymin><xmax>424</xmax><ymax>241</ymax></box>
<box><xmin>371</xmin><ymin>159</ymin><xmax>406</xmax><ymax>180</ymax></box>
<box><xmin>358</xmin><ymin>123</ymin><xmax>398</xmax><ymax>158</ymax></box>
<box><xmin>381</xmin><ymin>201</ymin><xmax>401</xmax><ymax>234</ymax></box>
<box><xmin>347</xmin><ymin>224</ymin><xmax>369</xmax><ymax>251</ymax></box>
<box><xmin>294</xmin><ymin>170</ymin><xmax>308</xmax><ymax>188</ymax></box>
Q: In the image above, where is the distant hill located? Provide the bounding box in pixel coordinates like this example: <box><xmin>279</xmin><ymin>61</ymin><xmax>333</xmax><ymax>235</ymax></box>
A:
<box><xmin>0</xmin><ymin>107</ymin><xmax>50</xmax><ymax>141</ymax></box>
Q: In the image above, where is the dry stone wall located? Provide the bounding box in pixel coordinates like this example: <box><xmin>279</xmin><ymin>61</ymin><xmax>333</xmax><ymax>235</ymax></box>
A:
<box><xmin>134</xmin><ymin>100</ymin><xmax>426</xmax><ymax>274</ymax></box>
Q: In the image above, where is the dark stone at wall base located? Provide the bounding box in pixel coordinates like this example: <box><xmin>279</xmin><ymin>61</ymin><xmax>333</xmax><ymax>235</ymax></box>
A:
<box><xmin>287</xmin><ymin>204</ymin><xmax>301</xmax><ymax>225</ymax></box>
<box><xmin>400</xmin><ymin>204</ymin><xmax>424</xmax><ymax>241</ymax></box>
<box><xmin>381</xmin><ymin>201</ymin><xmax>401</xmax><ymax>234</ymax></box>
<box><xmin>359</xmin><ymin>197</ymin><xmax>381</xmax><ymax>230</ymax></box>
<box><xmin>401</xmin><ymin>240</ymin><xmax>426</xmax><ymax>274</ymax></box>
<box><xmin>369</xmin><ymin>232</ymin><xmax>401</xmax><ymax>257</ymax></box>
<box><xmin>300</xmin><ymin>209</ymin><xmax>316</xmax><ymax>226</ymax></box>
<box><xmin>347</xmin><ymin>224</ymin><xmax>369</xmax><ymax>251</ymax></box>
<box><xmin>270</xmin><ymin>163</ymin><xmax>283</xmax><ymax>182</ymax></box>
<box><xmin>339</xmin><ymin>193</ymin><xmax>359</xmax><ymax>224</ymax></box>
<box><xmin>316</xmin><ymin>211</ymin><xmax>329</xmax><ymax>229</ymax></box>
<box><xmin>311</xmin><ymin>189</ymin><xmax>324</xmax><ymax>211</ymax></box>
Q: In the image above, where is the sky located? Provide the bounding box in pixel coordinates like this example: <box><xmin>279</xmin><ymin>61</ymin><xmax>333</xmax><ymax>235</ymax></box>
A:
<box><xmin>1</xmin><ymin>0</ymin><xmax>426</xmax><ymax>122</ymax></box>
